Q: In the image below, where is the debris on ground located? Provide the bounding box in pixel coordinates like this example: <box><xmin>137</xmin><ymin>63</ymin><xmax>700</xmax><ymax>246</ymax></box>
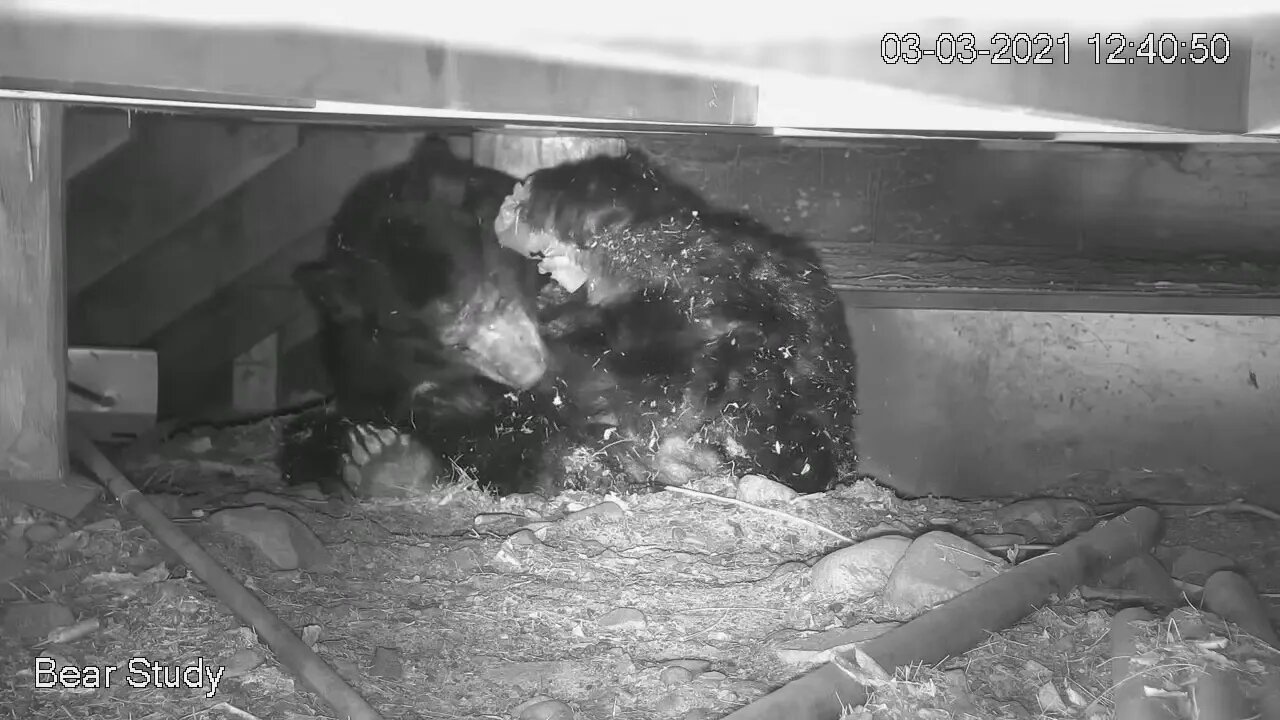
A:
<box><xmin>0</xmin><ymin>418</ymin><xmax>1277</xmax><ymax>719</ymax></box>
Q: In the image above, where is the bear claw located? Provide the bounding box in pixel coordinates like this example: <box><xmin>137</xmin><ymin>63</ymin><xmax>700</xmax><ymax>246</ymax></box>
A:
<box><xmin>340</xmin><ymin>423</ymin><xmax>443</xmax><ymax>498</ymax></box>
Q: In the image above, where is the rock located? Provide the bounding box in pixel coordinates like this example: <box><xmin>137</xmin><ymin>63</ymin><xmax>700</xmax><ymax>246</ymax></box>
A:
<box><xmin>186</xmin><ymin>436</ymin><xmax>214</xmax><ymax>454</ymax></box>
<box><xmin>1037</xmin><ymin>682</ymin><xmax>1068</xmax><ymax>713</ymax></box>
<box><xmin>810</xmin><ymin>535</ymin><xmax>912</xmax><ymax>598</ymax></box>
<box><xmin>993</xmin><ymin>498</ymin><xmax>1094</xmax><ymax>543</ymax></box>
<box><xmin>1165</xmin><ymin>546</ymin><xmax>1236</xmax><ymax>584</ymax></box>
<box><xmin>2</xmin><ymin>532</ymin><xmax>29</xmax><ymax>557</ymax></box>
<box><xmin>288</xmin><ymin>483</ymin><xmax>328</xmax><ymax>501</ymax></box>
<box><xmin>208</xmin><ymin>507</ymin><xmax>332</xmax><ymax>572</ymax></box>
<box><xmin>1097</xmin><ymin>553</ymin><xmax>1181</xmax><ymax>608</ymax></box>
<box><xmin>241</xmin><ymin>492</ymin><xmax>309</xmax><ymax>513</ymax></box>
<box><xmin>664</xmin><ymin>658</ymin><xmax>712</xmax><ymax>676</ymax></box>
<box><xmin>142</xmin><ymin>494</ymin><xmax>189</xmax><ymax>518</ymax></box>
<box><xmin>82</xmin><ymin>519</ymin><xmax>121</xmax><ymax>533</ymax></box>
<box><xmin>772</xmin><ymin>622</ymin><xmax>901</xmax><ymax>666</ymax></box>
<box><xmin>24</xmin><ymin>523</ymin><xmax>61</xmax><ymax>544</ymax></box>
<box><xmin>681</xmin><ymin>710</ymin><xmax>712</xmax><ymax>720</ymax></box>
<box><xmin>736</xmin><ymin>474</ymin><xmax>798</xmax><ymax>504</ymax></box>
<box><xmin>882</xmin><ymin>531</ymin><xmax>1007</xmax><ymax>614</ymax></box>
<box><xmin>222</xmin><ymin>649</ymin><xmax>265</xmax><ymax>678</ymax></box>
<box><xmin>371</xmin><ymin>646</ymin><xmax>404</xmax><ymax>680</ymax></box>
<box><xmin>2</xmin><ymin>602</ymin><xmax>75</xmax><ymax>640</ymax></box>
<box><xmin>490</xmin><ymin>544</ymin><xmax>524</xmax><ymax>574</ymax></box>
<box><xmin>660</xmin><ymin>665</ymin><xmax>696</xmax><ymax>686</ymax></box>
<box><xmin>597</xmin><ymin>607</ymin><xmax>647</xmax><ymax>632</ymax></box>
<box><xmin>564</xmin><ymin>501</ymin><xmax>625</xmax><ymax>523</ymax></box>
<box><xmin>445</xmin><ymin>546</ymin><xmax>484</xmax><ymax>573</ymax></box>
<box><xmin>968</xmin><ymin>533</ymin><xmax>1028</xmax><ymax>550</ymax></box>
<box><xmin>0</xmin><ymin>553</ymin><xmax>28</xmax><ymax>583</ymax></box>
<box><xmin>516</xmin><ymin>698</ymin><xmax>574</xmax><ymax>720</ymax></box>
<box><xmin>771</xmin><ymin>561</ymin><xmax>809</xmax><ymax>579</ymax></box>
<box><xmin>655</xmin><ymin>692</ymin><xmax>685</xmax><ymax>714</ymax></box>
<box><xmin>507</xmin><ymin>529</ymin><xmax>540</xmax><ymax>547</ymax></box>
<box><xmin>331</xmin><ymin>658</ymin><xmax>360</xmax><ymax>681</ymax></box>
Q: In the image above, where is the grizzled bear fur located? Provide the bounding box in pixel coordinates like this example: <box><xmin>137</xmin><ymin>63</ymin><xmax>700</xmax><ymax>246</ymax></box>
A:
<box><xmin>493</xmin><ymin>150</ymin><xmax>859</xmax><ymax>494</ymax></box>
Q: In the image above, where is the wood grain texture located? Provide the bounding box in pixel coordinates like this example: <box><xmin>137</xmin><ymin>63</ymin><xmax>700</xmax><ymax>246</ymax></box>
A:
<box><xmin>151</xmin><ymin>227</ymin><xmax>325</xmax><ymax>419</ymax></box>
<box><xmin>64</xmin><ymin>107</ymin><xmax>132</xmax><ymax>179</ymax></box>
<box><xmin>67</xmin><ymin>115</ymin><xmax>299</xmax><ymax>297</ymax></box>
<box><xmin>0</xmin><ymin>17</ymin><xmax>755</xmax><ymax>126</ymax></box>
<box><xmin>71</xmin><ymin>126</ymin><xmax>414</xmax><ymax>348</ymax></box>
<box><xmin>0</xmin><ymin>100</ymin><xmax>67</xmax><ymax>482</ymax></box>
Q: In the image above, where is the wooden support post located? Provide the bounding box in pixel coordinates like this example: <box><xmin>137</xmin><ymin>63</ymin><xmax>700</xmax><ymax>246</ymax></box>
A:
<box><xmin>0</xmin><ymin>100</ymin><xmax>67</xmax><ymax>484</ymax></box>
<box><xmin>232</xmin><ymin>332</ymin><xmax>279</xmax><ymax>414</ymax></box>
<box><xmin>472</xmin><ymin>131</ymin><xmax>627</xmax><ymax>179</ymax></box>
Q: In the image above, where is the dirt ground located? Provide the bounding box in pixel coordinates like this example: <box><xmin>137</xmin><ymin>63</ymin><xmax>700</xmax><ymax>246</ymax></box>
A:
<box><xmin>1</xmin><ymin>418</ymin><xmax>1278</xmax><ymax>720</ymax></box>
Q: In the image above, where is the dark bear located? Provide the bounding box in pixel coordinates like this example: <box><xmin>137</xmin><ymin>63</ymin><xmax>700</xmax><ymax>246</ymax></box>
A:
<box><xmin>279</xmin><ymin>137</ymin><xmax>555</xmax><ymax>498</ymax></box>
<box><xmin>492</xmin><ymin>150</ymin><xmax>859</xmax><ymax>494</ymax></box>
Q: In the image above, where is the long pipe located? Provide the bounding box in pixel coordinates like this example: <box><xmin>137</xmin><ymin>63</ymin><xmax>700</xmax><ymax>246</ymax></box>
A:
<box><xmin>68</xmin><ymin>426</ymin><xmax>385</xmax><ymax>720</ymax></box>
<box><xmin>723</xmin><ymin>506</ymin><xmax>1163</xmax><ymax>720</ymax></box>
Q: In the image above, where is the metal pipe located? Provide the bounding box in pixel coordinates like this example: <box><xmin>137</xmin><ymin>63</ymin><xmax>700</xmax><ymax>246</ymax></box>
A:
<box><xmin>723</xmin><ymin>506</ymin><xmax>1164</xmax><ymax>720</ymax></box>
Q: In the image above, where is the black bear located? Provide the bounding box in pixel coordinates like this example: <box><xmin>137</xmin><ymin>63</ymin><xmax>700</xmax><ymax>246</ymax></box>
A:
<box><xmin>493</xmin><ymin>150</ymin><xmax>860</xmax><ymax>494</ymax></box>
<box><xmin>279</xmin><ymin>137</ymin><xmax>556</xmax><ymax>498</ymax></box>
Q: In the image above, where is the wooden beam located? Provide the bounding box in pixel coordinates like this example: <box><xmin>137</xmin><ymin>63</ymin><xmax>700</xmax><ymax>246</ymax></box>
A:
<box><xmin>277</xmin><ymin>310</ymin><xmax>319</xmax><ymax>359</ymax></box>
<box><xmin>0</xmin><ymin>16</ymin><xmax>755</xmax><ymax>126</ymax></box>
<box><xmin>64</xmin><ymin>107</ymin><xmax>132</xmax><ymax>178</ymax></box>
<box><xmin>473</xmin><ymin>131</ymin><xmax>628</xmax><ymax>178</ymax></box>
<box><xmin>839</xmin><ymin>289</ymin><xmax>1280</xmax><ymax>316</ymax></box>
<box><xmin>1247</xmin><ymin>21</ymin><xmax>1280</xmax><ymax>133</ymax></box>
<box><xmin>70</xmin><ymin>126</ymin><xmax>416</xmax><ymax>348</ymax></box>
<box><xmin>810</xmin><ymin>240</ymin><xmax>1280</xmax><ymax>314</ymax></box>
<box><xmin>232</xmin><ymin>333</ymin><xmax>278</xmax><ymax>413</ymax></box>
<box><xmin>605</xmin><ymin>29</ymin><xmax>1251</xmax><ymax>134</ymax></box>
<box><xmin>151</xmin><ymin>227</ymin><xmax>325</xmax><ymax>419</ymax></box>
<box><xmin>0</xmin><ymin>100</ymin><xmax>66</xmax><ymax>482</ymax></box>
<box><xmin>67</xmin><ymin>115</ymin><xmax>298</xmax><ymax>298</ymax></box>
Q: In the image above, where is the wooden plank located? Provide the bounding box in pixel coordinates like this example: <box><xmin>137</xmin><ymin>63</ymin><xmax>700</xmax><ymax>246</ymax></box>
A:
<box><xmin>277</xmin><ymin>310</ymin><xmax>320</xmax><ymax>358</ymax></box>
<box><xmin>0</xmin><ymin>100</ymin><xmax>66</xmax><ymax>482</ymax></box>
<box><xmin>232</xmin><ymin>333</ymin><xmax>278</xmax><ymax>413</ymax></box>
<box><xmin>1247</xmin><ymin>22</ymin><xmax>1280</xmax><ymax>133</ymax></box>
<box><xmin>64</xmin><ymin>108</ymin><xmax>132</xmax><ymax>178</ymax></box>
<box><xmin>473</xmin><ymin>131</ymin><xmax>628</xmax><ymax>178</ymax></box>
<box><xmin>840</xmin><ymin>289</ymin><xmax>1280</xmax><ymax>316</ymax></box>
<box><xmin>67</xmin><ymin>115</ymin><xmax>299</xmax><ymax>298</ymax></box>
<box><xmin>610</xmin><ymin>30</ymin><xmax>1251</xmax><ymax>134</ymax></box>
<box><xmin>70</xmin><ymin>126</ymin><xmax>416</xmax><ymax>347</ymax></box>
<box><xmin>0</xmin><ymin>16</ymin><xmax>755</xmax><ymax>126</ymax></box>
<box><xmin>151</xmin><ymin>227</ymin><xmax>325</xmax><ymax>419</ymax></box>
<box><xmin>812</xmin><ymin>240</ymin><xmax>1280</xmax><ymax>306</ymax></box>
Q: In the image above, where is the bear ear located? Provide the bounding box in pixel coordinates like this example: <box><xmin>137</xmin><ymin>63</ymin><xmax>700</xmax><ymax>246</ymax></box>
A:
<box><xmin>293</xmin><ymin>262</ymin><xmax>362</xmax><ymax>322</ymax></box>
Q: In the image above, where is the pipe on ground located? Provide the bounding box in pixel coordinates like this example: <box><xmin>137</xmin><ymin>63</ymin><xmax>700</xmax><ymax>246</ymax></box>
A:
<box><xmin>722</xmin><ymin>506</ymin><xmax>1164</xmax><ymax>720</ymax></box>
<box><xmin>68</xmin><ymin>426</ymin><xmax>385</xmax><ymax>720</ymax></box>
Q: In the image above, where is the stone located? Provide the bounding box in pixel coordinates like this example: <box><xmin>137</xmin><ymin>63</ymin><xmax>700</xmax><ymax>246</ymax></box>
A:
<box><xmin>2</xmin><ymin>602</ymin><xmax>74</xmax><ymax>640</ymax></box>
<box><xmin>882</xmin><ymin>531</ymin><xmax>1006</xmax><ymax>614</ymax></box>
<box><xmin>993</xmin><ymin>498</ymin><xmax>1094</xmax><ymax>543</ymax></box>
<box><xmin>810</xmin><ymin>535</ymin><xmax>912</xmax><ymax>598</ymax></box>
<box><xmin>371</xmin><ymin>646</ymin><xmax>404</xmax><ymax>680</ymax></box>
<box><xmin>597</xmin><ymin>607</ymin><xmax>647</xmax><ymax>632</ymax></box>
<box><xmin>736</xmin><ymin>474</ymin><xmax>799</xmax><ymax>504</ymax></box>
<box><xmin>208</xmin><ymin>506</ymin><xmax>332</xmax><ymax>571</ymax></box>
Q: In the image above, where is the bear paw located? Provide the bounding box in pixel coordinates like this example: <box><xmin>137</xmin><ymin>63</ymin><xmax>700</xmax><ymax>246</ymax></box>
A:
<box><xmin>341</xmin><ymin>424</ymin><xmax>445</xmax><ymax>499</ymax></box>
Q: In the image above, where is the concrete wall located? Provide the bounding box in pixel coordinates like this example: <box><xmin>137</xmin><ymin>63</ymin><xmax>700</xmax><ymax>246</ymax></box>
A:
<box><xmin>850</xmin><ymin>309</ymin><xmax>1280</xmax><ymax>502</ymax></box>
<box><xmin>632</xmin><ymin>135</ymin><xmax>1280</xmax><ymax>503</ymax></box>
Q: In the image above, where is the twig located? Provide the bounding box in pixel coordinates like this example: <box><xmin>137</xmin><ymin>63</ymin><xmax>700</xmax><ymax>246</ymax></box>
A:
<box><xmin>662</xmin><ymin>485</ymin><xmax>854</xmax><ymax>544</ymax></box>
<box><xmin>1188</xmin><ymin>500</ymin><xmax>1280</xmax><ymax>521</ymax></box>
<box><xmin>209</xmin><ymin>702</ymin><xmax>263</xmax><ymax>720</ymax></box>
